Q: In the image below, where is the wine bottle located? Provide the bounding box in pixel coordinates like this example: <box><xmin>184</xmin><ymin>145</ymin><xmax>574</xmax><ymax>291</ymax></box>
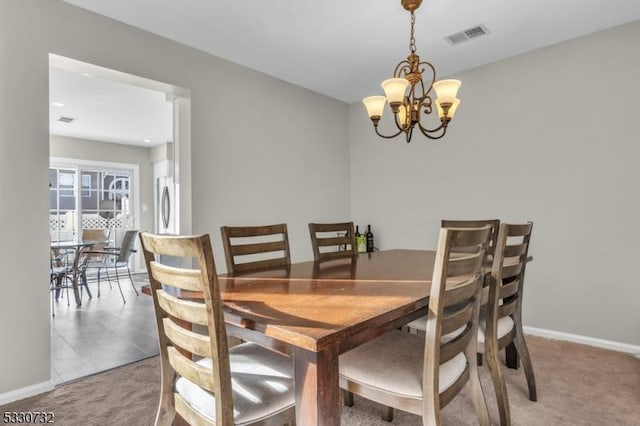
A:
<box><xmin>355</xmin><ymin>225</ymin><xmax>366</xmax><ymax>253</ymax></box>
<box><xmin>366</xmin><ymin>224</ymin><xmax>374</xmax><ymax>253</ymax></box>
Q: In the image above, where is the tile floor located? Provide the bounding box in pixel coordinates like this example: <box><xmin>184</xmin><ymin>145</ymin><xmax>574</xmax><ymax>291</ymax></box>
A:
<box><xmin>50</xmin><ymin>273</ymin><xmax>158</xmax><ymax>384</ymax></box>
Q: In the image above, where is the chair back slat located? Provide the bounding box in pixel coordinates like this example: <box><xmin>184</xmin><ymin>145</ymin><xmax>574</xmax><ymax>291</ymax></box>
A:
<box><xmin>441</xmin><ymin>303</ymin><xmax>473</xmax><ymax>336</ymax></box>
<box><xmin>167</xmin><ymin>347</ymin><xmax>216</xmax><ymax>393</ymax></box>
<box><xmin>224</xmin><ymin>224</ymin><xmax>286</xmax><ymax>238</ymax></box>
<box><xmin>500</xmin><ymin>280</ymin><xmax>520</xmax><ymax>299</ymax></box>
<box><xmin>150</xmin><ymin>262</ymin><xmax>202</xmax><ymax>292</ymax></box>
<box><xmin>221</xmin><ymin>224</ymin><xmax>290</xmax><ymax>274</ymax></box>
<box><xmin>315</xmin><ymin>236</ymin><xmax>352</xmax><ymax>247</ymax></box>
<box><xmin>498</xmin><ymin>299</ymin><xmax>517</xmax><ymax>318</ymax></box>
<box><xmin>442</xmin><ymin>278</ymin><xmax>479</xmax><ymax>307</ymax></box>
<box><xmin>232</xmin><ymin>257</ymin><xmax>290</xmax><ymax>274</ymax></box>
<box><xmin>441</xmin><ymin>219</ymin><xmax>500</xmax><ymax>255</ymax></box>
<box><xmin>163</xmin><ymin>318</ymin><xmax>213</xmax><ymax>359</ymax></box>
<box><xmin>502</xmin><ymin>262</ymin><xmax>524</xmax><ymax>280</ymax></box>
<box><xmin>230</xmin><ymin>240</ymin><xmax>287</xmax><ymax>257</ymax></box>
<box><xmin>447</xmin><ymin>255</ymin><xmax>484</xmax><ymax>277</ymax></box>
<box><xmin>440</xmin><ymin>324</ymin><xmax>474</xmax><ymax>363</ymax></box>
<box><xmin>503</xmin><ymin>242</ymin><xmax>527</xmax><ymax>259</ymax></box>
<box><xmin>157</xmin><ymin>290</ymin><xmax>209</xmax><ymax>325</ymax></box>
<box><xmin>308</xmin><ymin>222</ymin><xmax>357</xmax><ymax>261</ymax></box>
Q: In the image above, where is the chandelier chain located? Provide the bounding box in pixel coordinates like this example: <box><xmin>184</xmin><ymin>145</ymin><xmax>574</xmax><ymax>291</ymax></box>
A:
<box><xmin>409</xmin><ymin>12</ymin><xmax>416</xmax><ymax>53</ymax></box>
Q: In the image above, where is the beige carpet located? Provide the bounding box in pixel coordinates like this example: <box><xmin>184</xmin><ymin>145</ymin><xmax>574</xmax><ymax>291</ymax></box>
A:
<box><xmin>3</xmin><ymin>336</ymin><xmax>639</xmax><ymax>425</ymax></box>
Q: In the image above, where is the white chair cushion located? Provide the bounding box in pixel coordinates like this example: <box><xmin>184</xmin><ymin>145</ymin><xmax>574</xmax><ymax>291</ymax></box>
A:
<box><xmin>175</xmin><ymin>342</ymin><xmax>294</xmax><ymax>425</ymax></box>
<box><xmin>408</xmin><ymin>314</ymin><xmax>515</xmax><ymax>349</ymax></box>
<box><xmin>477</xmin><ymin>315</ymin><xmax>515</xmax><ymax>349</ymax></box>
<box><xmin>339</xmin><ymin>330</ymin><xmax>467</xmax><ymax>399</ymax></box>
<box><xmin>405</xmin><ymin>316</ymin><xmax>427</xmax><ymax>332</ymax></box>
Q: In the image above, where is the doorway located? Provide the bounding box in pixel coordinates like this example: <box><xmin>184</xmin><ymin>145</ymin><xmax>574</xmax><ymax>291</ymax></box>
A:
<box><xmin>48</xmin><ymin>54</ymin><xmax>190</xmax><ymax>384</ymax></box>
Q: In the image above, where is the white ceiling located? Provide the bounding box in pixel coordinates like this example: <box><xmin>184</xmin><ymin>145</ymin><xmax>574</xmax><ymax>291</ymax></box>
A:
<box><xmin>49</xmin><ymin>66</ymin><xmax>173</xmax><ymax>147</ymax></box>
<box><xmin>54</xmin><ymin>0</ymin><xmax>640</xmax><ymax>145</ymax></box>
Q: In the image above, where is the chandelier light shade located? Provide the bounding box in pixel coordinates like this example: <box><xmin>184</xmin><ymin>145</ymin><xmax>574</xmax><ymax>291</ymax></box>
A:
<box><xmin>363</xmin><ymin>0</ymin><xmax>461</xmax><ymax>143</ymax></box>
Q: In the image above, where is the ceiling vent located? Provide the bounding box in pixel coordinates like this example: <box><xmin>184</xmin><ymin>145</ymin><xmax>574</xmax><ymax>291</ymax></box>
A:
<box><xmin>445</xmin><ymin>24</ymin><xmax>489</xmax><ymax>45</ymax></box>
<box><xmin>58</xmin><ymin>116</ymin><xmax>75</xmax><ymax>123</ymax></box>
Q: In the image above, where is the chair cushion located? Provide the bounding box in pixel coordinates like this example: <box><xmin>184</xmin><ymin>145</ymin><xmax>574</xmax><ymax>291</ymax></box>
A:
<box><xmin>339</xmin><ymin>330</ymin><xmax>467</xmax><ymax>399</ymax></box>
<box><xmin>175</xmin><ymin>342</ymin><xmax>294</xmax><ymax>425</ymax></box>
<box><xmin>477</xmin><ymin>315</ymin><xmax>514</xmax><ymax>345</ymax></box>
<box><xmin>408</xmin><ymin>314</ymin><xmax>515</xmax><ymax>348</ymax></box>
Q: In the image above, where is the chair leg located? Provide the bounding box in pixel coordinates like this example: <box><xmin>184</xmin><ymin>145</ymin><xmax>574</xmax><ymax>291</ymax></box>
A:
<box><xmin>82</xmin><ymin>271</ymin><xmax>92</xmax><ymax>299</ymax></box>
<box><xmin>65</xmin><ymin>281</ymin><xmax>70</xmax><ymax>306</ymax></box>
<box><xmin>127</xmin><ymin>265</ymin><xmax>139</xmax><ymax>296</ymax></box>
<box><xmin>381</xmin><ymin>405</ymin><xmax>394</xmax><ymax>422</ymax></box>
<box><xmin>342</xmin><ymin>390</ymin><xmax>353</xmax><ymax>407</ymax></box>
<box><xmin>105</xmin><ymin>267</ymin><xmax>113</xmax><ymax>289</ymax></box>
<box><xmin>513</xmin><ymin>329</ymin><xmax>537</xmax><ymax>401</ymax></box>
<box><xmin>466</xmin><ymin>332</ymin><xmax>490</xmax><ymax>426</ymax></box>
<box><xmin>485</xmin><ymin>342</ymin><xmax>511</xmax><ymax>426</ymax></box>
<box><xmin>505</xmin><ymin>342</ymin><xmax>519</xmax><ymax>369</ymax></box>
<box><xmin>97</xmin><ymin>268</ymin><xmax>102</xmax><ymax>297</ymax></box>
<box><xmin>114</xmin><ymin>266</ymin><xmax>126</xmax><ymax>303</ymax></box>
<box><xmin>50</xmin><ymin>287</ymin><xmax>55</xmax><ymax>317</ymax></box>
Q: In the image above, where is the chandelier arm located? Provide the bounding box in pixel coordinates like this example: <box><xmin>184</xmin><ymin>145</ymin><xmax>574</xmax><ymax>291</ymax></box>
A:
<box><xmin>416</xmin><ymin>121</ymin><xmax>448</xmax><ymax>140</ymax></box>
<box><xmin>415</xmin><ymin>113</ymin><xmax>446</xmax><ymax>133</ymax></box>
<box><xmin>373</xmin><ymin>124</ymin><xmax>405</xmax><ymax>139</ymax></box>
<box><xmin>394</xmin><ymin>61</ymin><xmax>412</xmax><ymax>78</ymax></box>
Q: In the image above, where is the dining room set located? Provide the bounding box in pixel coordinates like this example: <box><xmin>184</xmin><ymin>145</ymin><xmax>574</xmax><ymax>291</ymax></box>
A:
<box><xmin>139</xmin><ymin>218</ymin><xmax>535</xmax><ymax>425</ymax></box>
<box><xmin>49</xmin><ymin>228</ymin><xmax>140</xmax><ymax>315</ymax></box>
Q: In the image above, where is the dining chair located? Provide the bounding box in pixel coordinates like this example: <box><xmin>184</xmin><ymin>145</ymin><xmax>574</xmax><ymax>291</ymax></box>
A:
<box><xmin>339</xmin><ymin>226</ymin><xmax>492</xmax><ymax>425</ymax></box>
<box><xmin>477</xmin><ymin>222</ymin><xmax>537</xmax><ymax>426</ymax></box>
<box><xmin>49</xmin><ymin>247</ymin><xmax>70</xmax><ymax>317</ymax></box>
<box><xmin>82</xmin><ymin>227</ymin><xmax>114</xmax><ymax>286</ymax></box>
<box><xmin>220</xmin><ymin>223</ymin><xmax>290</xmax><ymax>274</ymax></box>
<box><xmin>308</xmin><ymin>222</ymin><xmax>357</xmax><ymax>262</ymax></box>
<box><xmin>139</xmin><ymin>232</ymin><xmax>295</xmax><ymax>426</ymax></box>
<box><xmin>82</xmin><ymin>228</ymin><xmax>109</xmax><ymax>248</ymax></box>
<box><xmin>85</xmin><ymin>229</ymin><xmax>139</xmax><ymax>303</ymax></box>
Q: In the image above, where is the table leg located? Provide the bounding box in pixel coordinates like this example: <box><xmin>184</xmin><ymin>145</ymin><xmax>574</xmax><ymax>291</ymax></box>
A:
<box><xmin>506</xmin><ymin>342</ymin><xmax>520</xmax><ymax>369</ymax></box>
<box><xmin>293</xmin><ymin>346</ymin><xmax>340</xmax><ymax>426</ymax></box>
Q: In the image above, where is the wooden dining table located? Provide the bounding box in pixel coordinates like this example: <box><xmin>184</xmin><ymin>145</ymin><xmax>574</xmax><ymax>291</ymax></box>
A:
<box><xmin>141</xmin><ymin>249</ymin><xmax>433</xmax><ymax>425</ymax></box>
<box><xmin>51</xmin><ymin>239</ymin><xmax>97</xmax><ymax>306</ymax></box>
<box><xmin>142</xmin><ymin>248</ymin><xmax>522</xmax><ymax>425</ymax></box>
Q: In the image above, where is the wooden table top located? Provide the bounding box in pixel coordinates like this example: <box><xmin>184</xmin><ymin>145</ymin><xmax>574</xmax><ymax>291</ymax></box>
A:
<box><xmin>143</xmin><ymin>249</ymin><xmax>436</xmax><ymax>352</ymax></box>
<box><xmin>218</xmin><ymin>249</ymin><xmax>435</xmax><ymax>352</ymax></box>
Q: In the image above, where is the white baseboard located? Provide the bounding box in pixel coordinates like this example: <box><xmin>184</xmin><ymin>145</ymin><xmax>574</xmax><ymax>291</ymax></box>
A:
<box><xmin>0</xmin><ymin>380</ymin><xmax>55</xmax><ymax>406</ymax></box>
<box><xmin>524</xmin><ymin>326</ymin><xmax>640</xmax><ymax>354</ymax></box>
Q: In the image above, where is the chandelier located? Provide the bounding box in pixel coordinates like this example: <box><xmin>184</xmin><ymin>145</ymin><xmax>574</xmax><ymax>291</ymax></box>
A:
<box><xmin>362</xmin><ymin>0</ymin><xmax>461</xmax><ymax>143</ymax></box>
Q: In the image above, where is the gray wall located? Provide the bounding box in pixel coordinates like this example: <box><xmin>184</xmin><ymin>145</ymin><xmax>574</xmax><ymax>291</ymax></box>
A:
<box><xmin>0</xmin><ymin>0</ymin><xmax>349</xmax><ymax>396</ymax></box>
<box><xmin>350</xmin><ymin>21</ymin><xmax>640</xmax><ymax>346</ymax></box>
